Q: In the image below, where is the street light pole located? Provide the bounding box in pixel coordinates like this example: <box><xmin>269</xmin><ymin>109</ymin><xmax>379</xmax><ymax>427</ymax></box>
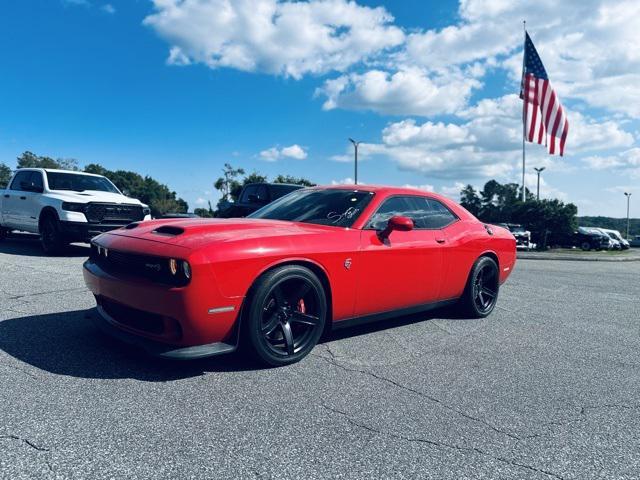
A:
<box><xmin>534</xmin><ymin>167</ymin><xmax>545</xmax><ymax>201</ymax></box>
<box><xmin>624</xmin><ymin>192</ymin><xmax>632</xmax><ymax>240</ymax></box>
<box><xmin>349</xmin><ymin>138</ymin><xmax>359</xmax><ymax>185</ymax></box>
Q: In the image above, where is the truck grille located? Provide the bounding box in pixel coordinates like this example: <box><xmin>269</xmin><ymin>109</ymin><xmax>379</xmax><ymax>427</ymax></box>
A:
<box><xmin>86</xmin><ymin>203</ymin><xmax>145</xmax><ymax>224</ymax></box>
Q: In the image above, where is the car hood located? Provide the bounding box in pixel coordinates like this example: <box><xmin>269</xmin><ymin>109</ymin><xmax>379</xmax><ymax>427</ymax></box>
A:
<box><xmin>105</xmin><ymin>218</ymin><xmax>340</xmax><ymax>250</ymax></box>
<box><xmin>46</xmin><ymin>190</ymin><xmax>146</xmax><ymax>206</ymax></box>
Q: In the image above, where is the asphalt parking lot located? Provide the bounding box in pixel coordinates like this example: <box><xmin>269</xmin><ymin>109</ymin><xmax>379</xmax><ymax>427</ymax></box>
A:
<box><xmin>1</xmin><ymin>234</ymin><xmax>639</xmax><ymax>479</ymax></box>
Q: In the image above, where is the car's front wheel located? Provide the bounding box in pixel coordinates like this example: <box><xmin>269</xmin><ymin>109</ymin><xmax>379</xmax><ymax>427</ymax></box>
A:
<box><xmin>40</xmin><ymin>214</ymin><xmax>67</xmax><ymax>255</ymax></box>
<box><xmin>459</xmin><ymin>256</ymin><xmax>499</xmax><ymax>318</ymax></box>
<box><xmin>243</xmin><ymin>265</ymin><xmax>327</xmax><ymax>367</ymax></box>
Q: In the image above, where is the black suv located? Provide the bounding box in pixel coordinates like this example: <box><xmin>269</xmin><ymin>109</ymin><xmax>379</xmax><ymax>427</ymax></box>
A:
<box><xmin>574</xmin><ymin>227</ymin><xmax>611</xmax><ymax>251</ymax></box>
<box><xmin>217</xmin><ymin>183</ymin><xmax>303</xmax><ymax>218</ymax></box>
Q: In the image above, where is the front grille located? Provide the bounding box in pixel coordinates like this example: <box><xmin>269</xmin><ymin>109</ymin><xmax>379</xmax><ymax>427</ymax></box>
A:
<box><xmin>99</xmin><ymin>296</ymin><xmax>165</xmax><ymax>335</ymax></box>
<box><xmin>90</xmin><ymin>244</ymin><xmax>189</xmax><ymax>287</ymax></box>
<box><xmin>86</xmin><ymin>203</ymin><xmax>144</xmax><ymax>224</ymax></box>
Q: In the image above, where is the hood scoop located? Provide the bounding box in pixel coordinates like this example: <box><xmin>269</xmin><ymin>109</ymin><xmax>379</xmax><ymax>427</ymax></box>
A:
<box><xmin>152</xmin><ymin>225</ymin><xmax>185</xmax><ymax>236</ymax></box>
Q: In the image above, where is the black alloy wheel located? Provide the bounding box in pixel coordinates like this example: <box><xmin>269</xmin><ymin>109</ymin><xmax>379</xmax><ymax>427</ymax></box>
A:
<box><xmin>40</xmin><ymin>215</ymin><xmax>65</xmax><ymax>255</ymax></box>
<box><xmin>244</xmin><ymin>265</ymin><xmax>326</xmax><ymax>366</ymax></box>
<box><xmin>460</xmin><ymin>256</ymin><xmax>499</xmax><ymax>318</ymax></box>
<box><xmin>472</xmin><ymin>261</ymin><xmax>499</xmax><ymax>315</ymax></box>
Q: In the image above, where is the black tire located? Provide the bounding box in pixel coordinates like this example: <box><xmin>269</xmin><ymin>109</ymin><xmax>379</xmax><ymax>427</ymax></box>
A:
<box><xmin>580</xmin><ymin>241</ymin><xmax>591</xmax><ymax>251</ymax></box>
<box><xmin>40</xmin><ymin>214</ymin><xmax>67</xmax><ymax>255</ymax></box>
<box><xmin>458</xmin><ymin>256</ymin><xmax>499</xmax><ymax>318</ymax></box>
<box><xmin>242</xmin><ymin>265</ymin><xmax>327</xmax><ymax>367</ymax></box>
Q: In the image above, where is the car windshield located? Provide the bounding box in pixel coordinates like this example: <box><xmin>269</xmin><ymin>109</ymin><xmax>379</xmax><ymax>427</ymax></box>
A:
<box><xmin>248</xmin><ymin>188</ymin><xmax>374</xmax><ymax>228</ymax></box>
<box><xmin>511</xmin><ymin>226</ymin><xmax>526</xmax><ymax>233</ymax></box>
<box><xmin>46</xmin><ymin>172</ymin><xmax>120</xmax><ymax>193</ymax></box>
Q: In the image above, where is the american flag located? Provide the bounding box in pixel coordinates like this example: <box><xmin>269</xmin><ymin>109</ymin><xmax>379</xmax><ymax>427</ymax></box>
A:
<box><xmin>520</xmin><ymin>31</ymin><xmax>569</xmax><ymax>156</ymax></box>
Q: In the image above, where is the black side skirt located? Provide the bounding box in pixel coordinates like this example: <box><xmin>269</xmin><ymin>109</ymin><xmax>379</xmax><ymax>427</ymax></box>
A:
<box><xmin>332</xmin><ymin>298</ymin><xmax>459</xmax><ymax>331</ymax></box>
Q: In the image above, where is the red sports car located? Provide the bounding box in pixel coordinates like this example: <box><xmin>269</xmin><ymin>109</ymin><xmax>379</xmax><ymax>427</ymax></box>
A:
<box><xmin>83</xmin><ymin>185</ymin><xmax>516</xmax><ymax>366</ymax></box>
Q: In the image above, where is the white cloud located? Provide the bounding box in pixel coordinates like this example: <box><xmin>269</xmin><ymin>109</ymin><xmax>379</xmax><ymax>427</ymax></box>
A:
<box><xmin>316</xmin><ymin>67</ymin><xmax>480</xmax><ymax>116</ymax></box>
<box><xmin>259</xmin><ymin>144</ymin><xmax>307</xmax><ymax>161</ymax></box>
<box><xmin>280</xmin><ymin>144</ymin><xmax>307</xmax><ymax>159</ymax></box>
<box><xmin>350</xmin><ymin>94</ymin><xmax>633</xmax><ymax>182</ymax></box>
<box><xmin>195</xmin><ymin>197</ymin><xmax>207</xmax><ymax>205</ymax></box>
<box><xmin>331</xmin><ymin>177</ymin><xmax>356</xmax><ymax>185</ymax></box>
<box><xmin>583</xmin><ymin>148</ymin><xmax>640</xmax><ymax>177</ymax></box>
<box><xmin>101</xmin><ymin>3</ymin><xmax>115</xmax><ymax>14</ymax></box>
<box><xmin>144</xmin><ymin>0</ymin><xmax>404</xmax><ymax>79</ymax></box>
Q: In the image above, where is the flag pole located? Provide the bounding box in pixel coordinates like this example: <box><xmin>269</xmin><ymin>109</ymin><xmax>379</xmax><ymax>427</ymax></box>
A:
<box><xmin>521</xmin><ymin>20</ymin><xmax>526</xmax><ymax>202</ymax></box>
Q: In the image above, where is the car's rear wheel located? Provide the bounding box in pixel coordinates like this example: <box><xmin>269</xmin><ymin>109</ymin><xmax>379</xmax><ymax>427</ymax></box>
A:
<box><xmin>459</xmin><ymin>256</ymin><xmax>499</xmax><ymax>318</ymax></box>
<box><xmin>243</xmin><ymin>265</ymin><xmax>327</xmax><ymax>367</ymax></box>
<box><xmin>580</xmin><ymin>241</ymin><xmax>591</xmax><ymax>251</ymax></box>
<box><xmin>40</xmin><ymin>214</ymin><xmax>67</xmax><ymax>255</ymax></box>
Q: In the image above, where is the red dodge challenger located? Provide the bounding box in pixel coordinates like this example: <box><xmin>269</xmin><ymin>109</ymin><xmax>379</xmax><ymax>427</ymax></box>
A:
<box><xmin>83</xmin><ymin>185</ymin><xmax>516</xmax><ymax>366</ymax></box>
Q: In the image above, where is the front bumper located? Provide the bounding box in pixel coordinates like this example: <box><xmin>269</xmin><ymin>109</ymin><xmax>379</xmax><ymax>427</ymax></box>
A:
<box><xmin>83</xmin><ymin>253</ymin><xmax>243</xmax><ymax>359</ymax></box>
<box><xmin>92</xmin><ymin>305</ymin><xmax>236</xmax><ymax>359</ymax></box>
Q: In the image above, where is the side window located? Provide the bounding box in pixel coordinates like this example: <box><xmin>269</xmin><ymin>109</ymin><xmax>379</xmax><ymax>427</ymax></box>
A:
<box><xmin>9</xmin><ymin>171</ymin><xmax>31</xmax><ymax>191</ymax></box>
<box><xmin>423</xmin><ymin>199</ymin><xmax>458</xmax><ymax>229</ymax></box>
<box><xmin>240</xmin><ymin>185</ymin><xmax>258</xmax><ymax>203</ymax></box>
<box><xmin>254</xmin><ymin>185</ymin><xmax>269</xmax><ymax>204</ymax></box>
<box><xmin>366</xmin><ymin>196</ymin><xmax>419</xmax><ymax>230</ymax></box>
<box><xmin>30</xmin><ymin>171</ymin><xmax>44</xmax><ymax>191</ymax></box>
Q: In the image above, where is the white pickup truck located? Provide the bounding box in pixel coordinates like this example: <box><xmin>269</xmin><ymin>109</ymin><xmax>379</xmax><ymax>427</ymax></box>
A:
<box><xmin>0</xmin><ymin>168</ymin><xmax>151</xmax><ymax>253</ymax></box>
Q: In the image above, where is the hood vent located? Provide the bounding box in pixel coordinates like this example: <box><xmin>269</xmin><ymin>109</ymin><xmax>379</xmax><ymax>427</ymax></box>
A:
<box><xmin>152</xmin><ymin>225</ymin><xmax>185</xmax><ymax>236</ymax></box>
<box><xmin>125</xmin><ymin>222</ymin><xmax>140</xmax><ymax>230</ymax></box>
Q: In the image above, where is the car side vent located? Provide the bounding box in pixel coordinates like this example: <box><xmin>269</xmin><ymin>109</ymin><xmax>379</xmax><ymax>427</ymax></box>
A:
<box><xmin>152</xmin><ymin>225</ymin><xmax>185</xmax><ymax>236</ymax></box>
<box><xmin>125</xmin><ymin>222</ymin><xmax>140</xmax><ymax>230</ymax></box>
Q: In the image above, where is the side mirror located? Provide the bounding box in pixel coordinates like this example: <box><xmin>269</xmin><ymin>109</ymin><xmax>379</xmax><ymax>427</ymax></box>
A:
<box><xmin>379</xmin><ymin>215</ymin><xmax>414</xmax><ymax>239</ymax></box>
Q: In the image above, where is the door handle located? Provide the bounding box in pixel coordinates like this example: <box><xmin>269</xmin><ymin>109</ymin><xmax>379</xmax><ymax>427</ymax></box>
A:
<box><xmin>3</xmin><ymin>194</ymin><xmax>9</xmax><ymax>198</ymax></box>
<box><xmin>436</xmin><ymin>238</ymin><xmax>446</xmax><ymax>244</ymax></box>
<box><xmin>20</xmin><ymin>196</ymin><xmax>27</xmax><ymax>200</ymax></box>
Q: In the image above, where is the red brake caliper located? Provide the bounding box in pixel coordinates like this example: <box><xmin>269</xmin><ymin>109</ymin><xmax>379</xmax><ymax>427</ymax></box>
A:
<box><xmin>297</xmin><ymin>298</ymin><xmax>306</xmax><ymax>314</ymax></box>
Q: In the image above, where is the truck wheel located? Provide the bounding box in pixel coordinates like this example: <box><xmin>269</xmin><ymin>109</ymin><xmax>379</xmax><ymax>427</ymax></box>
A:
<box><xmin>40</xmin><ymin>215</ymin><xmax>66</xmax><ymax>255</ymax></box>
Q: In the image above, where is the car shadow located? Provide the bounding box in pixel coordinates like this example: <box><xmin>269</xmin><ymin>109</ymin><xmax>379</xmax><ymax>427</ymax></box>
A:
<box><xmin>0</xmin><ymin>232</ymin><xmax>90</xmax><ymax>257</ymax></box>
<box><xmin>322</xmin><ymin>305</ymin><xmax>473</xmax><ymax>343</ymax></box>
<box><xmin>0</xmin><ymin>308</ymin><xmax>257</xmax><ymax>381</ymax></box>
<box><xmin>0</xmin><ymin>305</ymin><xmax>472</xmax><ymax>381</ymax></box>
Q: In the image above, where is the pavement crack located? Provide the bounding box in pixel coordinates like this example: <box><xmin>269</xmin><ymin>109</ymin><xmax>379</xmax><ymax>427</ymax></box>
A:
<box><xmin>581</xmin><ymin>403</ymin><xmax>640</xmax><ymax>413</ymax></box>
<box><xmin>315</xmin><ymin>346</ymin><xmax>520</xmax><ymax>441</ymax></box>
<box><xmin>0</xmin><ymin>434</ymin><xmax>49</xmax><ymax>452</ymax></box>
<box><xmin>3</xmin><ymin>286</ymin><xmax>86</xmax><ymax>300</ymax></box>
<box><xmin>320</xmin><ymin>404</ymin><xmax>564</xmax><ymax>479</ymax></box>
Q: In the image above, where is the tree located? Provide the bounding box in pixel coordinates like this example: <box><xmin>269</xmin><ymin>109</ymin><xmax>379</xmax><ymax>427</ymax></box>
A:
<box><xmin>194</xmin><ymin>208</ymin><xmax>213</xmax><ymax>218</ymax></box>
<box><xmin>460</xmin><ymin>184</ymin><xmax>481</xmax><ymax>217</ymax></box>
<box><xmin>214</xmin><ymin>163</ymin><xmax>245</xmax><ymax>203</ymax></box>
<box><xmin>273</xmin><ymin>174</ymin><xmax>315</xmax><ymax>187</ymax></box>
<box><xmin>460</xmin><ymin>179</ymin><xmax>577</xmax><ymax>249</ymax></box>
<box><xmin>83</xmin><ymin>164</ymin><xmax>188</xmax><ymax>217</ymax></box>
<box><xmin>0</xmin><ymin>163</ymin><xmax>12</xmax><ymax>189</ymax></box>
<box><xmin>16</xmin><ymin>151</ymin><xmax>79</xmax><ymax>170</ymax></box>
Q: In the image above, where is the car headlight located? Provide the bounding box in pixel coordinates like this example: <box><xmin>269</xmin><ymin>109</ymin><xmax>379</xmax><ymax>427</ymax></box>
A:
<box><xmin>62</xmin><ymin>202</ymin><xmax>87</xmax><ymax>212</ymax></box>
<box><xmin>182</xmin><ymin>261</ymin><xmax>191</xmax><ymax>280</ymax></box>
<box><xmin>168</xmin><ymin>259</ymin><xmax>191</xmax><ymax>284</ymax></box>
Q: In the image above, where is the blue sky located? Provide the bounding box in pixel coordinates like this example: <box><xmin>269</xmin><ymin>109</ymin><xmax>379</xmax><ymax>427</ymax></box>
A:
<box><xmin>1</xmin><ymin>0</ymin><xmax>638</xmax><ymax>216</ymax></box>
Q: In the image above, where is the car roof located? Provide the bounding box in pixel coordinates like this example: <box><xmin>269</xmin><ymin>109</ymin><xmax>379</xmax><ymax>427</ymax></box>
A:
<box><xmin>15</xmin><ymin>168</ymin><xmax>105</xmax><ymax>178</ymax></box>
<box><xmin>309</xmin><ymin>184</ymin><xmax>452</xmax><ymax>201</ymax></box>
